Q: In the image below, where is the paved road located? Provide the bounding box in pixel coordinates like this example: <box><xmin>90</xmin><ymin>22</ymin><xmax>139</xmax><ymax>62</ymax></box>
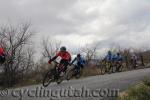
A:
<box><xmin>1</xmin><ymin>68</ymin><xmax>150</xmax><ymax>100</ymax></box>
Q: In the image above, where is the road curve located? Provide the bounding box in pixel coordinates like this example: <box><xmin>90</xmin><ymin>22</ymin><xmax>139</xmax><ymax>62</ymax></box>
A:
<box><xmin>1</xmin><ymin>68</ymin><xmax>150</xmax><ymax>100</ymax></box>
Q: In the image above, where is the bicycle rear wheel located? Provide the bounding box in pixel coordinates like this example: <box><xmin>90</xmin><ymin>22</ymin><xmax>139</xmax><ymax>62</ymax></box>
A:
<box><xmin>56</xmin><ymin>77</ymin><xmax>63</xmax><ymax>84</ymax></box>
<box><xmin>75</xmin><ymin>70</ymin><xmax>81</xmax><ymax>79</ymax></box>
<box><xmin>119</xmin><ymin>64</ymin><xmax>123</xmax><ymax>72</ymax></box>
<box><xmin>100</xmin><ymin>62</ymin><xmax>107</xmax><ymax>74</ymax></box>
<box><xmin>43</xmin><ymin>69</ymin><xmax>54</xmax><ymax>87</ymax></box>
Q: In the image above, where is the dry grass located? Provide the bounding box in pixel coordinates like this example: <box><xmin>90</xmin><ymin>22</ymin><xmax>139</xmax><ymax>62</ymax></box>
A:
<box><xmin>118</xmin><ymin>78</ymin><xmax>150</xmax><ymax>100</ymax></box>
<box><xmin>81</xmin><ymin>66</ymin><xmax>102</xmax><ymax>77</ymax></box>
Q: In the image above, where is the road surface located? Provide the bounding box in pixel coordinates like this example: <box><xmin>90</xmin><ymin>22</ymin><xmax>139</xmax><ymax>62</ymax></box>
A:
<box><xmin>1</xmin><ymin>68</ymin><xmax>150</xmax><ymax>100</ymax></box>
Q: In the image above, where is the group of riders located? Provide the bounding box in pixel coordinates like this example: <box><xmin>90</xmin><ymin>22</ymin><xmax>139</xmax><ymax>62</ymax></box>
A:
<box><xmin>0</xmin><ymin>46</ymin><xmax>138</xmax><ymax>77</ymax></box>
<box><xmin>103</xmin><ymin>51</ymin><xmax>124</xmax><ymax>73</ymax></box>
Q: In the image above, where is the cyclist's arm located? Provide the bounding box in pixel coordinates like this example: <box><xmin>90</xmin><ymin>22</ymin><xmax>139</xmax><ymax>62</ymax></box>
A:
<box><xmin>82</xmin><ymin>58</ymin><xmax>86</xmax><ymax>64</ymax></box>
<box><xmin>51</xmin><ymin>56</ymin><xmax>58</xmax><ymax>61</ymax></box>
<box><xmin>70</xmin><ymin>57</ymin><xmax>76</xmax><ymax>65</ymax></box>
<box><xmin>67</xmin><ymin>52</ymin><xmax>71</xmax><ymax>62</ymax></box>
<box><xmin>48</xmin><ymin>56</ymin><xmax>58</xmax><ymax>64</ymax></box>
<box><xmin>48</xmin><ymin>52</ymin><xmax>60</xmax><ymax>64</ymax></box>
<box><xmin>119</xmin><ymin>56</ymin><xmax>123</xmax><ymax>61</ymax></box>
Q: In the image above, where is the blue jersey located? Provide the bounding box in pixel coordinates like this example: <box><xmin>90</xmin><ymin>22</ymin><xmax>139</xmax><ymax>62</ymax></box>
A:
<box><xmin>113</xmin><ymin>55</ymin><xmax>123</xmax><ymax>61</ymax></box>
<box><xmin>71</xmin><ymin>56</ymin><xmax>85</xmax><ymax>66</ymax></box>
<box><xmin>105</xmin><ymin>54</ymin><xmax>113</xmax><ymax>61</ymax></box>
<box><xmin>76</xmin><ymin>57</ymin><xmax>85</xmax><ymax>65</ymax></box>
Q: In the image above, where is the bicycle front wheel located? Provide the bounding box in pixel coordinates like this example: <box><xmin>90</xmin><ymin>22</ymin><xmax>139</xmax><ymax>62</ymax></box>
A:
<box><xmin>43</xmin><ymin>70</ymin><xmax>54</xmax><ymax>87</ymax></box>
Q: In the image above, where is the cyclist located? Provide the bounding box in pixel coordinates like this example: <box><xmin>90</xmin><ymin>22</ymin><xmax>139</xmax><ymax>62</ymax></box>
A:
<box><xmin>48</xmin><ymin>46</ymin><xmax>71</xmax><ymax>76</ymax></box>
<box><xmin>104</xmin><ymin>51</ymin><xmax>114</xmax><ymax>62</ymax></box>
<box><xmin>70</xmin><ymin>54</ymin><xmax>85</xmax><ymax>74</ymax></box>
<box><xmin>116</xmin><ymin>53</ymin><xmax>123</xmax><ymax>61</ymax></box>
<box><xmin>131</xmin><ymin>54</ymin><xmax>138</xmax><ymax>69</ymax></box>
<box><xmin>0</xmin><ymin>47</ymin><xmax>5</xmax><ymax>64</ymax></box>
<box><xmin>104</xmin><ymin>51</ymin><xmax>114</xmax><ymax>72</ymax></box>
<box><xmin>114</xmin><ymin>52</ymin><xmax>123</xmax><ymax>72</ymax></box>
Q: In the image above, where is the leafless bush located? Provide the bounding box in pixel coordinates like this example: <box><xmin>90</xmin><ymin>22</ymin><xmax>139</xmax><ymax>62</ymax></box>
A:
<box><xmin>0</xmin><ymin>23</ymin><xmax>35</xmax><ymax>87</ymax></box>
<box><xmin>81</xmin><ymin>43</ymin><xmax>98</xmax><ymax>65</ymax></box>
<box><xmin>30</xmin><ymin>37</ymin><xmax>62</xmax><ymax>82</ymax></box>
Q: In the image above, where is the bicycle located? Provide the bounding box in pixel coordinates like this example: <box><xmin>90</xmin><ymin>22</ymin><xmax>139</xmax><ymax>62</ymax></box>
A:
<box><xmin>99</xmin><ymin>60</ymin><xmax>108</xmax><ymax>74</ymax></box>
<box><xmin>66</xmin><ymin>64</ymin><xmax>82</xmax><ymax>80</ymax></box>
<box><xmin>102</xmin><ymin>60</ymin><xmax>114</xmax><ymax>74</ymax></box>
<box><xmin>131</xmin><ymin>59</ymin><xmax>138</xmax><ymax>69</ymax></box>
<box><xmin>42</xmin><ymin>57</ymin><xmax>68</xmax><ymax>87</ymax></box>
<box><xmin>115</xmin><ymin>61</ymin><xmax>124</xmax><ymax>72</ymax></box>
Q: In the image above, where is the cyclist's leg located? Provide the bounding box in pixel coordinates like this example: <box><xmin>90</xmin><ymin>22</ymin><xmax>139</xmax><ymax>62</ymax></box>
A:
<box><xmin>116</xmin><ymin>61</ymin><xmax>120</xmax><ymax>71</ymax></box>
<box><xmin>111</xmin><ymin>61</ymin><xmax>116</xmax><ymax>73</ymax></box>
<box><xmin>0</xmin><ymin>55</ymin><xmax>5</xmax><ymax>64</ymax></box>
<box><xmin>77</xmin><ymin>63</ymin><xmax>81</xmax><ymax>73</ymax></box>
<box><xmin>74</xmin><ymin>65</ymin><xmax>79</xmax><ymax>74</ymax></box>
<box><xmin>115</xmin><ymin>61</ymin><xmax>120</xmax><ymax>72</ymax></box>
<box><xmin>133</xmin><ymin>60</ymin><xmax>137</xmax><ymax>69</ymax></box>
<box><xmin>57</xmin><ymin>60</ymin><xmax>65</xmax><ymax>76</ymax></box>
<box><xmin>80</xmin><ymin>64</ymin><xmax>84</xmax><ymax>69</ymax></box>
<box><xmin>111</xmin><ymin>61</ymin><xmax>115</xmax><ymax>72</ymax></box>
<box><xmin>119</xmin><ymin>61</ymin><xmax>123</xmax><ymax>71</ymax></box>
<box><xmin>60</xmin><ymin>59</ymin><xmax>69</xmax><ymax>72</ymax></box>
<box><xmin>118</xmin><ymin>61</ymin><xmax>122</xmax><ymax>71</ymax></box>
<box><xmin>109</xmin><ymin>61</ymin><xmax>113</xmax><ymax>72</ymax></box>
<box><xmin>0</xmin><ymin>55</ymin><xmax>2</xmax><ymax>64</ymax></box>
<box><xmin>105</xmin><ymin>61</ymin><xmax>109</xmax><ymax>72</ymax></box>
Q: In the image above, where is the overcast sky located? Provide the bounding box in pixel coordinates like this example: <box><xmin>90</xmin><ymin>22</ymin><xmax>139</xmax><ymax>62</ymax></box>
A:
<box><xmin>0</xmin><ymin>0</ymin><xmax>150</xmax><ymax>56</ymax></box>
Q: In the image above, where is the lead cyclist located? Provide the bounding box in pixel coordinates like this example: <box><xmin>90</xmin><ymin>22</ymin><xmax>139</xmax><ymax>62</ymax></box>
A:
<box><xmin>48</xmin><ymin>46</ymin><xmax>71</xmax><ymax>76</ymax></box>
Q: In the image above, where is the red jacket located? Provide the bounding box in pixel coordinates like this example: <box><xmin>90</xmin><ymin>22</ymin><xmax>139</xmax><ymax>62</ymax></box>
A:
<box><xmin>0</xmin><ymin>47</ymin><xmax>4</xmax><ymax>56</ymax></box>
<box><xmin>56</xmin><ymin>51</ymin><xmax>71</xmax><ymax>61</ymax></box>
<box><xmin>48</xmin><ymin>51</ymin><xmax>71</xmax><ymax>64</ymax></box>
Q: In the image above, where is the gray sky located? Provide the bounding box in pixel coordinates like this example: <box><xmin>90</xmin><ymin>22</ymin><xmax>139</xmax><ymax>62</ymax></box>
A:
<box><xmin>0</xmin><ymin>0</ymin><xmax>150</xmax><ymax>56</ymax></box>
